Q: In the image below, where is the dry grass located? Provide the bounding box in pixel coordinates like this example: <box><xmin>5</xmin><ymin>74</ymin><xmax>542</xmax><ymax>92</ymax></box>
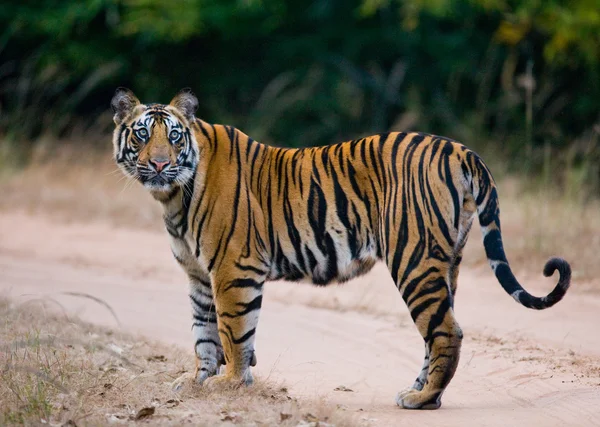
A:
<box><xmin>0</xmin><ymin>142</ymin><xmax>598</xmax><ymax>284</ymax></box>
<box><xmin>0</xmin><ymin>143</ymin><xmax>162</xmax><ymax>229</ymax></box>
<box><xmin>0</xmin><ymin>297</ymin><xmax>358</xmax><ymax>426</ymax></box>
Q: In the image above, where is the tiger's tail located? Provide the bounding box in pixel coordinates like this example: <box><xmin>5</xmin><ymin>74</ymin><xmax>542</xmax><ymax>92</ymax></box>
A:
<box><xmin>470</xmin><ymin>155</ymin><xmax>571</xmax><ymax>309</ymax></box>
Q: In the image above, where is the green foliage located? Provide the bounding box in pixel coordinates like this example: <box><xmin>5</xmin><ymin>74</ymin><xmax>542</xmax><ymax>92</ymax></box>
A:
<box><xmin>0</xmin><ymin>0</ymin><xmax>598</xmax><ymax>187</ymax></box>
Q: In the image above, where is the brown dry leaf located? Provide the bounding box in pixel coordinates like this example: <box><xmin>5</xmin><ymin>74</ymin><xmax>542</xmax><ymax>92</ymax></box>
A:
<box><xmin>333</xmin><ymin>385</ymin><xmax>354</xmax><ymax>392</ymax></box>
<box><xmin>165</xmin><ymin>398</ymin><xmax>180</xmax><ymax>408</ymax></box>
<box><xmin>147</xmin><ymin>354</ymin><xmax>167</xmax><ymax>362</ymax></box>
<box><xmin>304</xmin><ymin>412</ymin><xmax>319</xmax><ymax>422</ymax></box>
<box><xmin>280</xmin><ymin>412</ymin><xmax>292</xmax><ymax>422</ymax></box>
<box><xmin>133</xmin><ymin>406</ymin><xmax>155</xmax><ymax>420</ymax></box>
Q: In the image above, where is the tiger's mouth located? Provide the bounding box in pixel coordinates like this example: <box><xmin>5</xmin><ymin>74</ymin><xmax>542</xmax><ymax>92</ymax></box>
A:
<box><xmin>137</xmin><ymin>167</ymin><xmax>179</xmax><ymax>192</ymax></box>
<box><xmin>141</xmin><ymin>175</ymin><xmax>173</xmax><ymax>192</ymax></box>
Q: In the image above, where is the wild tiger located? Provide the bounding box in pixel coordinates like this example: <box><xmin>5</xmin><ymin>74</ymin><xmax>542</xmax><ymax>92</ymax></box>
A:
<box><xmin>110</xmin><ymin>87</ymin><xmax>571</xmax><ymax>409</ymax></box>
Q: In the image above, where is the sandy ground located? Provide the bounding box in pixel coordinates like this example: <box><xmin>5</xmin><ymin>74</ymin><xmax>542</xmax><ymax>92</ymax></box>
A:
<box><xmin>1</xmin><ymin>211</ymin><xmax>600</xmax><ymax>426</ymax></box>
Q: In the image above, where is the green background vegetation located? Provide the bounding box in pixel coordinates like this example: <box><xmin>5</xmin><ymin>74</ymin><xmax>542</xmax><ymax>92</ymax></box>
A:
<box><xmin>1</xmin><ymin>0</ymin><xmax>599</xmax><ymax>193</ymax></box>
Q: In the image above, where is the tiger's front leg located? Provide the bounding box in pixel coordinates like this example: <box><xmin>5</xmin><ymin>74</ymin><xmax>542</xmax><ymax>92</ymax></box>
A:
<box><xmin>204</xmin><ymin>274</ymin><xmax>264</xmax><ymax>388</ymax></box>
<box><xmin>189</xmin><ymin>276</ymin><xmax>223</xmax><ymax>383</ymax></box>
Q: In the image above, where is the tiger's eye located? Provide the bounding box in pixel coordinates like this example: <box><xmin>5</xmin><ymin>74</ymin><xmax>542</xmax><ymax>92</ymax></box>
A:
<box><xmin>170</xmin><ymin>130</ymin><xmax>181</xmax><ymax>141</ymax></box>
<box><xmin>136</xmin><ymin>128</ymin><xmax>148</xmax><ymax>139</ymax></box>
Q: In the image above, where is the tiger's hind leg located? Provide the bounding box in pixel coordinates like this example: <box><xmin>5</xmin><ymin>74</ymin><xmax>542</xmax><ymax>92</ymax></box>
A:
<box><xmin>395</xmin><ymin>267</ymin><xmax>463</xmax><ymax>409</ymax></box>
<box><xmin>409</xmin><ymin>243</ymin><xmax>466</xmax><ymax>393</ymax></box>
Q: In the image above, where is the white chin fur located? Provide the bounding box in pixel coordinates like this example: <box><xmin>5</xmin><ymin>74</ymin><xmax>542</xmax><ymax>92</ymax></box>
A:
<box><xmin>145</xmin><ymin>182</ymin><xmax>172</xmax><ymax>192</ymax></box>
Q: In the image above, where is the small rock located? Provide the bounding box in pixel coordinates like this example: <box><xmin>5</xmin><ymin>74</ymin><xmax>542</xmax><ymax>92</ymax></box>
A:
<box><xmin>106</xmin><ymin>414</ymin><xmax>127</xmax><ymax>423</ymax></box>
<box><xmin>220</xmin><ymin>411</ymin><xmax>241</xmax><ymax>422</ymax></box>
<box><xmin>108</xmin><ymin>343</ymin><xmax>123</xmax><ymax>355</ymax></box>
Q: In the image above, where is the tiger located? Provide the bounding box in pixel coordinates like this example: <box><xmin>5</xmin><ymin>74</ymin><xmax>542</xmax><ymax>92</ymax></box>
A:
<box><xmin>110</xmin><ymin>87</ymin><xmax>571</xmax><ymax>409</ymax></box>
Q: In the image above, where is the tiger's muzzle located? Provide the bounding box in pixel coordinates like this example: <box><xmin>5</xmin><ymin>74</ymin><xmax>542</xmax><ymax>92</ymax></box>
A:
<box><xmin>137</xmin><ymin>158</ymin><xmax>178</xmax><ymax>191</ymax></box>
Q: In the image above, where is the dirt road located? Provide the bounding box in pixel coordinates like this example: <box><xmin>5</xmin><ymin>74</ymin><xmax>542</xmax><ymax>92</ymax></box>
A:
<box><xmin>2</xmin><ymin>212</ymin><xmax>599</xmax><ymax>426</ymax></box>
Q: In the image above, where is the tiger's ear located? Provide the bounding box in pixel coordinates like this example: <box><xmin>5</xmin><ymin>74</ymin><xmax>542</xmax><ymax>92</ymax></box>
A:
<box><xmin>111</xmin><ymin>87</ymin><xmax>140</xmax><ymax>125</ymax></box>
<box><xmin>170</xmin><ymin>88</ymin><xmax>198</xmax><ymax>122</ymax></box>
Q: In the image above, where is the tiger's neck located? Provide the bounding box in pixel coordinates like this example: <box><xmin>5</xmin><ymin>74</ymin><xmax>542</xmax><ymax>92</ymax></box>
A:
<box><xmin>151</xmin><ymin>161</ymin><xmax>200</xmax><ymax>241</ymax></box>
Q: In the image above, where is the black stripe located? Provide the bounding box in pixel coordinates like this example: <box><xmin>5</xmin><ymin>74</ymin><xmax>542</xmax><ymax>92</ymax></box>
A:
<box><xmin>221</xmin><ymin>323</ymin><xmax>257</xmax><ymax>345</ymax></box>
<box><xmin>407</xmin><ymin>276</ymin><xmax>447</xmax><ymax>307</ymax></box>
<box><xmin>195</xmin><ymin>338</ymin><xmax>220</xmax><ymax>347</ymax></box>
<box><xmin>329</xmin><ymin>163</ymin><xmax>358</xmax><ymax>259</ymax></box>
<box><xmin>223</xmin><ymin>278</ymin><xmax>264</xmax><ymax>292</ymax></box>
<box><xmin>478</xmin><ymin>187</ymin><xmax>499</xmax><ymax>227</ymax></box>
<box><xmin>234</xmin><ymin>262</ymin><xmax>268</xmax><ymax>275</ymax></box>
<box><xmin>425</xmin><ymin>175</ymin><xmax>455</xmax><ymax>247</ymax></box>
<box><xmin>189</xmin><ymin>293</ymin><xmax>213</xmax><ymax>313</ymax></box>
<box><xmin>440</xmin><ymin>142</ymin><xmax>460</xmax><ymax>230</ymax></box>
<box><xmin>424</xmin><ymin>294</ymin><xmax>451</xmax><ymax>343</ymax></box>
<box><xmin>220</xmin><ymin>129</ymin><xmax>243</xmax><ymax>260</ymax></box>
<box><xmin>283</xmin><ymin>185</ymin><xmax>307</xmax><ymax>273</ymax></box>
<box><xmin>410</xmin><ymin>297</ymin><xmax>439</xmax><ymax>322</ymax></box>
<box><xmin>401</xmin><ymin>266</ymin><xmax>439</xmax><ymax>301</ymax></box>
<box><xmin>189</xmin><ymin>273</ymin><xmax>211</xmax><ymax>288</ymax></box>
<box><xmin>219</xmin><ymin>295</ymin><xmax>263</xmax><ymax>318</ymax></box>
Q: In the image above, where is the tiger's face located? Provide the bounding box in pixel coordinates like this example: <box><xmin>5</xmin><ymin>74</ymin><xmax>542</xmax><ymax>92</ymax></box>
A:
<box><xmin>111</xmin><ymin>88</ymin><xmax>199</xmax><ymax>193</ymax></box>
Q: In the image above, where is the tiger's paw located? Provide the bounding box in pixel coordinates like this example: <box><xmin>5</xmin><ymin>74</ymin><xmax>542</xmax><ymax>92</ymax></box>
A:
<box><xmin>171</xmin><ymin>372</ymin><xmax>196</xmax><ymax>393</ymax></box>
<box><xmin>202</xmin><ymin>369</ymin><xmax>254</xmax><ymax>390</ymax></box>
<box><xmin>196</xmin><ymin>367</ymin><xmax>220</xmax><ymax>384</ymax></box>
<box><xmin>395</xmin><ymin>388</ymin><xmax>442</xmax><ymax>410</ymax></box>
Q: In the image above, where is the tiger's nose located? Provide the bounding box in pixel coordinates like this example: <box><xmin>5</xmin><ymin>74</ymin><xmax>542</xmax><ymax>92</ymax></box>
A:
<box><xmin>149</xmin><ymin>158</ymin><xmax>170</xmax><ymax>173</ymax></box>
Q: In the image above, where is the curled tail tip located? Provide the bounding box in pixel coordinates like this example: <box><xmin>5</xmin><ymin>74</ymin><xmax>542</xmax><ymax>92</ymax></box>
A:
<box><xmin>512</xmin><ymin>257</ymin><xmax>572</xmax><ymax>310</ymax></box>
<box><xmin>528</xmin><ymin>257</ymin><xmax>571</xmax><ymax>309</ymax></box>
<box><xmin>543</xmin><ymin>257</ymin><xmax>572</xmax><ymax>291</ymax></box>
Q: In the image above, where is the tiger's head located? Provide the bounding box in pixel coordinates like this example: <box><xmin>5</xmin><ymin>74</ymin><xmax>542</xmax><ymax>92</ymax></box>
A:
<box><xmin>111</xmin><ymin>88</ymin><xmax>199</xmax><ymax>194</ymax></box>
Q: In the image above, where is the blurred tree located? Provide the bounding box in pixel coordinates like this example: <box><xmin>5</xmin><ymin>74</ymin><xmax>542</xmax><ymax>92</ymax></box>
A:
<box><xmin>0</xmin><ymin>0</ymin><xmax>598</xmax><ymax>187</ymax></box>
